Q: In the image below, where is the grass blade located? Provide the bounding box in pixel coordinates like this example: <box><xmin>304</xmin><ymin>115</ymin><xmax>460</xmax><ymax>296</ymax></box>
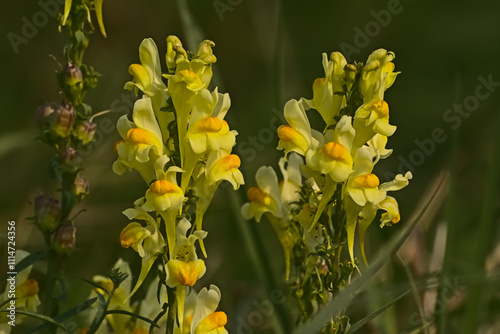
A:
<box><xmin>460</xmin><ymin>114</ymin><xmax>500</xmax><ymax>333</ymax></box>
<box><xmin>94</xmin><ymin>0</ymin><xmax>106</xmax><ymax>37</ymax></box>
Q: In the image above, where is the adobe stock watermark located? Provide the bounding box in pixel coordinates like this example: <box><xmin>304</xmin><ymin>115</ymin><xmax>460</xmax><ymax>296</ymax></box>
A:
<box><xmin>236</xmin><ymin>108</ymin><xmax>285</xmax><ymax>163</ymax></box>
<box><xmin>383</xmin><ymin>74</ymin><xmax>499</xmax><ymax>181</ymax></box>
<box><xmin>399</xmin><ymin>277</ymin><xmax>465</xmax><ymax>334</ymax></box>
<box><xmin>7</xmin><ymin>0</ymin><xmax>66</xmax><ymax>54</ymax></box>
<box><xmin>213</xmin><ymin>0</ymin><xmax>244</xmax><ymax>21</ymax></box>
<box><xmin>339</xmin><ymin>0</ymin><xmax>413</xmax><ymax>61</ymax></box>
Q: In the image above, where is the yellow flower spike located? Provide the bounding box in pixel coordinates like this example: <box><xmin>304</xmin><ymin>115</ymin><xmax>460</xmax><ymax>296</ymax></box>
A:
<box><xmin>195</xmin><ymin>312</ymin><xmax>228</xmax><ymax>334</ymax></box>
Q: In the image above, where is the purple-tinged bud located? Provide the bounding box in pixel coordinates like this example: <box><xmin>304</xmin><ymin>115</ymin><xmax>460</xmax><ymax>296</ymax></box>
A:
<box><xmin>36</xmin><ymin>102</ymin><xmax>59</xmax><ymax>130</ymax></box>
<box><xmin>34</xmin><ymin>194</ymin><xmax>62</xmax><ymax>232</ymax></box>
<box><xmin>75</xmin><ymin>121</ymin><xmax>96</xmax><ymax>145</ymax></box>
<box><xmin>63</xmin><ymin>63</ymin><xmax>83</xmax><ymax>86</ymax></box>
<box><xmin>54</xmin><ymin>224</ymin><xmax>76</xmax><ymax>255</ymax></box>
<box><xmin>50</xmin><ymin>104</ymin><xmax>75</xmax><ymax>138</ymax></box>
<box><xmin>73</xmin><ymin>174</ymin><xmax>90</xmax><ymax>198</ymax></box>
<box><xmin>62</xmin><ymin>147</ymin><xmax>81</xmax><ymax>167</ymax></box>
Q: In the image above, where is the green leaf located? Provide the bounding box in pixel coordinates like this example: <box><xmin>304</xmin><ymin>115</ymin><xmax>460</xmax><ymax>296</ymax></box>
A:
<box><xmin>31</xmin><ymin>297</ymin><xmax>98</xmax><ymax>332</ymax></box>
<box><xmin>292</xmin><ymin>171</ymin><xmax>448</xmax><ymax>334</ymax></box>
<box><xmin>94</xmin><ymin>0</ymin><xmax>107</xmax><ymax>37</ymax></box>
<box><xmin>0</xmin><ymin>308</ymin><xmax>69</xmax><ymax>332</ymax></box>
<box><xmin>62</xmin><ymin>0</ymin><xmax>72</xmax><ymax>26</ymax></box>
<box><xmin>106</xmin><ymin>309</ymin><xmax>160</xmax><ymax>328</ymax></box>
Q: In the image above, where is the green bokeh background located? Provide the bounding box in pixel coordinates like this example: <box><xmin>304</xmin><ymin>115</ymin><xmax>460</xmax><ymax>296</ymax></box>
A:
<box><xmin>1</xmin><ymin>0</ymin><xmax>499</xmax><ymax>332</ymax></box>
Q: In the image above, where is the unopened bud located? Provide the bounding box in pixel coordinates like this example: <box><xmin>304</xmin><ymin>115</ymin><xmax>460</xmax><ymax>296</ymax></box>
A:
<box><xmin>36</xmin><ymin>102</ymin><xmax>59</xmax><ymax>130</ymax></box>
<box><xmin>75</xmin><ymin>121</ymin><xmax>96</xmax><ymax>145</ymax></box>
<box><xmin>344</xmin><ymin>63</ymin><xmax>357</xmax><ymax>88</ymax></box>
<box><xmin>196</xmin><ymin>40</ymin><xmax>217</xmax><ymax>64</ymax></box>
<box><xmin>73</xmin><ymin>174</ymin><xmax>90</xmax><ymax>198</ymax></box>
<box><xmin>54</xmin><ymin>224</ymin><xmax>76</xmax><ymax>255</ymax></box>
<box><xmin>63</xmin><ymin>63</ymin><xmax>83</xmax><ymax>86</ymax></box>
<box><xmin>62</xmin><ymin>147</ymin><xmax>81</xmax><ymax>167</ymax></box>
<box><xmin>34</xmin><ymin>194</ymin><xmax>62</xmax><ymax>232</ymax></box>
<box><xmin>50</xmin><ymin>104</ymin><xmax>75</xmax><ymax>138</ymax></box>
<box><xmin>166</xmin><ymin>35</ymin><xmax>187</xmax><ymax>72</ymax></box>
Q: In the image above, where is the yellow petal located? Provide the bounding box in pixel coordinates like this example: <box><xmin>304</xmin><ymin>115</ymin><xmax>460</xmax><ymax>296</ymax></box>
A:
<box><xmin>321</xmin><ymin>142</ymin><xmax>352</xmax><ymax>164</ymax></box>
<box><xmin>126</xmin><ymin>128</ymin><xmax>158</xmax><ymax>146</ymax></box>
<box><xmin>196</xmin><ymin>312</ymin><xmax>227</xmax><ymax>334</ymax></box>
<box><xmin>168</xmin><ymin>259</ymin><xmax>206</xmax><ymax>286</ymax></box>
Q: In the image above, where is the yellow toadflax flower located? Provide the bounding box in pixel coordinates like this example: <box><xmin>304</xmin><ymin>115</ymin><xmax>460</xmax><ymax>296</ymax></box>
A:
<box><xmin>113</xmin><ymin>97</ymin><xmax>166</xmax><ymax>183</ymax></box>
<box><xmin>359</xmin><ymin>49</ymin><xmax>400</xmax><ymax>103</ymax></box>
<box><xmin>119</xmin><ymin>202</ymin><xmax>165</xmax><ymax>298</ymax></box>
<box><xmin>190</xmin><ymin>285</ymin><xmax>228</xmax><ymax>334</ymax></box>
<box><xmin>352</xmin><ymin>99</ymin><xmax>396</xmax><ymax>151</ymax></box>
<box><xmin>277</xmin><ymin>98</ymin><xmax>320</xmax><ymax>157</ymax></box>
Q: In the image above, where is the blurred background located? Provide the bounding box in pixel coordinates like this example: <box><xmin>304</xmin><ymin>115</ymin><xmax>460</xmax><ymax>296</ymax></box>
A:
<box><xmin>1</xmin><ymin>0</ymin><xmax>499</xmax><ymax>332</ymax></box>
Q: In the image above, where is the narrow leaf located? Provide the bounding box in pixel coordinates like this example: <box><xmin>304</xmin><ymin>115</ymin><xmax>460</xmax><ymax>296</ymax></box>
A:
<box><xmin>94</xmin><ymin>0</ymin><xmax>107</xmax><ymax>37</ymax></box>
<box><xmin>62</xmin><ymin>0</ymin><xmax>72</xmax><ymax>26</ymax></box>
<box><xmin>0</xmin><ymin>309</ymin><xmax>68</xmax><ymax>332</ymax></box>
<box><xmin>31</xmin><ymin>297</ymin><xmax>98</xmax><ymax>333</ymax></box>
<box><xmin>106</xmin><ymin>309</ymin><xmax>160</xmax><ymax>328</ymax></box>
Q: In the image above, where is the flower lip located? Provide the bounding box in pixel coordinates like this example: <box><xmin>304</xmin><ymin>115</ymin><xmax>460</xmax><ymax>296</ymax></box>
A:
<box><xmin>216</xmin><ymin>154</ymin><xmax>241</xmax><ymax>170</ymax></box>
<box><xmin>370</xmin><ymin>100</ymin><xmax>389</xmax><ymax>118</ymax></box>
<box><xmin>321</xmin><ymin>142</ymin><xmax>351</xmax><ymax>164</ymax></box>
<box><xmin>192</xmin><ymin>116</ymin><xmax>223</xmax><ymax>133</ymax></box>
<box><xmin>353</xmin><ymin>174</ymin><xmax>380</xmax><ymax>188</ymax></box>
<box><xmin>197</xmin><ymin>311</ymin><xmax>228</xmax><ymax>332</ymax></box>
<box><xmin>247</xmin><ymin>187</ymin><xmax>271</xmax><ymax>206</ymax></box>
<box><xmin>126</xmin><ymin>128</ymin><xmax>158</xmax><ymax>146</ymax></box>
<box><xmin>149</xmin><ymin>180</ymin><xmax>181</xmax><ymax>195</ymax></box>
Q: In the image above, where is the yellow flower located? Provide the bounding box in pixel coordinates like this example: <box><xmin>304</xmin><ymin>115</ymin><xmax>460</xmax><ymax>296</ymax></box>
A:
<box><xmin>191</xmin><ymin>285</ymin><xmax>228</xmax><ymax>334</ymax></box>
<box><xmin>112</xmin><ymin>97</ymin><xmax>166</xmax><ymax>183</ymax></box>
<box><xmin>120</xmin><ymin>204</ymin><xmax>165</xmax><ymax>298</ymax></box>
<box><xmin>124</xmin><ymin>38</ymin><xmax>172</xmax><ymax>131</ymax></box>
<box><xmin>359</xmin><ymin>49</ymin><xmax>399</xmax><ymax>103</ymax></box>
<box><xmin>311</xmin><ymin>52</ymin><xmax>348</xmax><ymax>126</ymax></box>
<box><xmin>277</xmin><ymin>99</ymin><xmax>318</xmax><ymax>157</ymax></box>
<box><xmin>186</xmin><ymin>89</ymin><xmax>236</xmax><ymax>155</ymax></box>
<box><xmin>344</xmin><ymin>147</ymin><xmax>412</xmax><ymax>266</ymax></box>
<box><xmin>306</xmin><ymin>115</ymin><xmax>355</xmax><ymax>183</ymax></box>
<box><xmin>206</xmin><ymin>150</ymin><xmax>244</xmax><ymax>190</ymax></box>
<box><xmin>142</xmin><ymin>166</ymin><xmax>185</xmax><ymax>213</ymax></box>
<box><xmin>241</xmin><ymin>166</ymin><xmax>282</xmax><ymax>222</ymax></box>
<box><xmin>352</xmin><ymin>99</ymin><xmax>396</xmax><ymax>152</ymax></box>
<box><xmin>367</xmin><ymin>133</ymin><xmax>393</xmax><ymax>160</ymax></box>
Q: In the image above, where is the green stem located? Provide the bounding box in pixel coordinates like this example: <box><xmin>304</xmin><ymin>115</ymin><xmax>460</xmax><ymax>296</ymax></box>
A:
<box><xmin>166</xmin><ymin>287</ymin><xmax>177</xmax><ymax>334</ymax></box>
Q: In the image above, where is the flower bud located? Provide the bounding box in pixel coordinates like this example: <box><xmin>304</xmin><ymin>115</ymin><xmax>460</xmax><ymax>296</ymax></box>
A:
<box><xmin>166</xmin><ymin>35</ymin><xmax>187</xmax><ymax>72</ymax></box>
<box><xmin>54</xmin><ymin>224</ymin><xmax>76</xmax><ymax>255</ymax></box>
<box><xmin>62</xmin><ymin>147</ymin><xmax>81</xmax><ymax>167</ymax></box>
<box><xmin>73</xmin><ymin>174</ymin><xmax>90</xmax><ymax>198</ymax></box>
<box><xmin>34</xmin><ymin>194</ymin><xmax>62</xmax><ymax>232</ymax></box>
<box><xmin>196</xmin><ymin>40</ymin><xmax>217</xmax><ymax>64</ymax></box>
<box><xmin>344</xmin><ymin>64</ymin><xmax>357</xmax><ymax>90</ymax></box>
<box><xmin>36</xmin><ymin>102</ymin><xmax>59</xmax><ymax>130</ymax></box>
<box><xmin>75</xmin><ymin>121</ymin><xmax>96</xmax><ymax>145</ymax></box>
<box><xmin>50</xmin><ymin>104</ymin><xmax>75</xmax><ymax>138</ymax></box>
<box><xmin>63</xmin><ymin>63</ymin><xmax>83</xmax><ymax>86</ymax></box>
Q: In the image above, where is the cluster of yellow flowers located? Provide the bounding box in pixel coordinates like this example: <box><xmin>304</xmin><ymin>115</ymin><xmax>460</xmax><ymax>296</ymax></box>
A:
<box><xmin>242</xmin><ymin>49</ymin><xmax>412</xmax><ymax>281</ymax></box>
<box><xmin>110</xmin><ymin>36</ymin><xmax>243</xmax><ymax>333</ymax></box>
